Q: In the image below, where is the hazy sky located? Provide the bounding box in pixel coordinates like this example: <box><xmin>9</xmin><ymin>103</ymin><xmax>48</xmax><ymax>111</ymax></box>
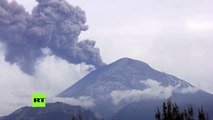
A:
<box><xmin>67</xmin><ymin>0</ymin><xmax>213</xmax><ymax>94</ymax></box>
<box><xmin>1</xmin><ymin>0</ymin><xmax>213</xmax><ymax>115</ymax></box>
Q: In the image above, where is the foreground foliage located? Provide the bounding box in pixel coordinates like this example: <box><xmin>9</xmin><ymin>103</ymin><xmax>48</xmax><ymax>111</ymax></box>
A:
<box><xmin>155</xmin><ymin>100</ymin><xmax>209</xmax><ymax>120</ymax></box>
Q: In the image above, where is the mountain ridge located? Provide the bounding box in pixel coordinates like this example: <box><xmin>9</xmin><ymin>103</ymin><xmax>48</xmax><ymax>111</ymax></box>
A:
<box><xmin>0</xmin><ymin>102</ymin><xmax>99</xmax><ymax>120</ymax></box>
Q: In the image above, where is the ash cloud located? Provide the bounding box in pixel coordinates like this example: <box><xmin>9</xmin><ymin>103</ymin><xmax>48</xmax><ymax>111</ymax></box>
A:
<box><xmin>0</xmin><ymin>0</ymin><xmax>104</xmax><ymax>74</ymax></box>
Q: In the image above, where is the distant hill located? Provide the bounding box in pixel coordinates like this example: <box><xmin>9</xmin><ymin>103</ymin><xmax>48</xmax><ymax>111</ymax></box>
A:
<box><xmin>0</xmin><ymin>102</ymin><xmax>99</xmax><ymax>120</ymax></box>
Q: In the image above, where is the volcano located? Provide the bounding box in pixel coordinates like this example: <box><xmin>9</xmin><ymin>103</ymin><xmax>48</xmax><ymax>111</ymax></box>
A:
<box><xmin>58</xmin><ymin>58</ymin><xmax>213</xmax><ymax>120</ymax></box>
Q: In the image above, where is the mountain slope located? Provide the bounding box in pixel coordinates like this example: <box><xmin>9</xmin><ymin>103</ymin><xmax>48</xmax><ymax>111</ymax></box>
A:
<box><xmin>58</xmin><ymin>58</ymin><xmax>213</xmax><ymax>119</ymax></box>
<box><xmin>0</xmin><ymin>102</ymin><xmax>99</xmax><ymax>120</ymax></box>
<box><xmin>59</xmin><ymin>58</ymin><xmax>193</xmax><ymax>97</ymax></box>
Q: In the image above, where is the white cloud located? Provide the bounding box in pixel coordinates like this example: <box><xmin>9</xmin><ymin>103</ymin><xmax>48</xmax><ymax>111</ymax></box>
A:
<box><xmin>47</xmin><ymin>96</ymin><xmax>95</xmax><ymax>108</ymax></box>
<box><xmin>0</xmin><ymin>47</ymin><xmax>33</xmax><ymax>115</ymax></box>
<box><xmin>179</xmin><ymin>86</ymin><xmax>199</xmax><ymax>94</ymax></box>
<box><xmin>0</xmin><ymin>47</ymin><xmax>89</xmax><ymax>115</ymax></box>
<box><xmin>110</xmin><ymin>79</ymin><xmax>199</xmax><ymax>105</ymax></box>
<box><xmin>33</xmin><ymin>55</ymin><xmax>90</xmax><ymax>96</ymax></box>
<box><xmin>110</xmin><ymin>79</ymin><xmax>174</xmax><ymax>105</ymax></box>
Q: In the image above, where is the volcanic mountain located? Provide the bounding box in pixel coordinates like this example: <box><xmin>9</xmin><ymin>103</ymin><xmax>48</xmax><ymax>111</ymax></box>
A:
<box><xmin>58</xmin><ymin>58</ymin><xmax>213</xmax><ymax>120</ymax></box>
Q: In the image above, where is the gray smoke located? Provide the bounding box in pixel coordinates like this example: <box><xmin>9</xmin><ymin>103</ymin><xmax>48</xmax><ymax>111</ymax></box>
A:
<box><xmin>0</xmin><ymin>0</ymin><xmax>104</xmax><ymax>74</ymax></box>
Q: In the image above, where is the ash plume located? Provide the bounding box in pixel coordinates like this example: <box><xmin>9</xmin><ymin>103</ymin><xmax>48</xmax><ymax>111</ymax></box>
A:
<box><xmin>0</xmin><ymin>0</ymin><xmax>104</xmax><ymax>74</ymax></box>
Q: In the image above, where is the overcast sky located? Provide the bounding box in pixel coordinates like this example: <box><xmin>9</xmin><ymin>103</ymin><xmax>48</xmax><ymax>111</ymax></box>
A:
<box><xmin>1</xmin><ymin>0</ymin><xmax>213</xmax><ymax>115</ymax></box>
<box><xmin>67</xmin><ymin>0</ymin><xmax>213</xmax><ymax>95</ymax></box>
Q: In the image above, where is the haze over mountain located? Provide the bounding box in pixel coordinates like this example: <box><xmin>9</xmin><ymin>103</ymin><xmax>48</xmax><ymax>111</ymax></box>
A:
<box><xmin>59</xmin><ymin>57</ymin><xmax>213</xmax><ymax>120</ymax></box>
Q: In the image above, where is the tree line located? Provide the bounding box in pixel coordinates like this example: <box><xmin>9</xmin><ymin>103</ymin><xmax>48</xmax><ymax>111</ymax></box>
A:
<box><xmin>155</xmin><ymin>100</ymin><xmax>209</xmax><ymax>120</ymax></box>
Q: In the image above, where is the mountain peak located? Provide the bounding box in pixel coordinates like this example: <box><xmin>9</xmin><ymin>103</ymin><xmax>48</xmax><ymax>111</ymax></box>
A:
<box><xmin>116</xmin><ymin>57</ymin><xmax>136</xmax><ymax>62</ymax></box>
<box><xmin>108</xmin><ymin>57</ymin><xmax>151</xmax><ymax>71</ymax></box>
<box><xmin>59</xmin><ymin>58</ymin><xmax>163</xmax><ymax>99</ymax></box>
<box><xmin>113</xmin><ymin>57</ymin><xmax>147</xmax><ymax>64</ymax></box>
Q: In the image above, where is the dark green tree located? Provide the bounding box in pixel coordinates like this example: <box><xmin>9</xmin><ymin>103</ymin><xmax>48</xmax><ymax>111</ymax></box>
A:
<box><xmin>198</xmin><ymin>107</ymin><xmax>208</xmax><ymax>120</ymax></box>
<box><xmin>160</xmin><ymin>100</ymin><xmax>182</xmax><ymax>120</ymax></box>
<box><xmin>183</xmin><ymin>106</ymin><xmax>194</xmax><ymax>120</ymax></box>
<box><xmin>155</xmin><ymin>107</ymin><xmax>161</xmax><ymax>120</ymax></box>
<box><xmin>156</xmin><ymin>100</ymin><xmax>209</xmax><ymax>120</ymax></box>
<box><xmin>78</xmin><ymin>115</ymin><xmax>82</xmax><ymax>120</ymax></box>
<box><xmin>72</xmin><ymin>114</ymin><xmax>76</xmax><ymax>120</ymax></box>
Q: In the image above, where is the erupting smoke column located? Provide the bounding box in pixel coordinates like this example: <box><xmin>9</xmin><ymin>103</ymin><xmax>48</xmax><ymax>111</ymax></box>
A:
<box><xmin>0</xmin><ymin>0</ymin><xmax>104</xmax><ymax>74</ymax></box>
